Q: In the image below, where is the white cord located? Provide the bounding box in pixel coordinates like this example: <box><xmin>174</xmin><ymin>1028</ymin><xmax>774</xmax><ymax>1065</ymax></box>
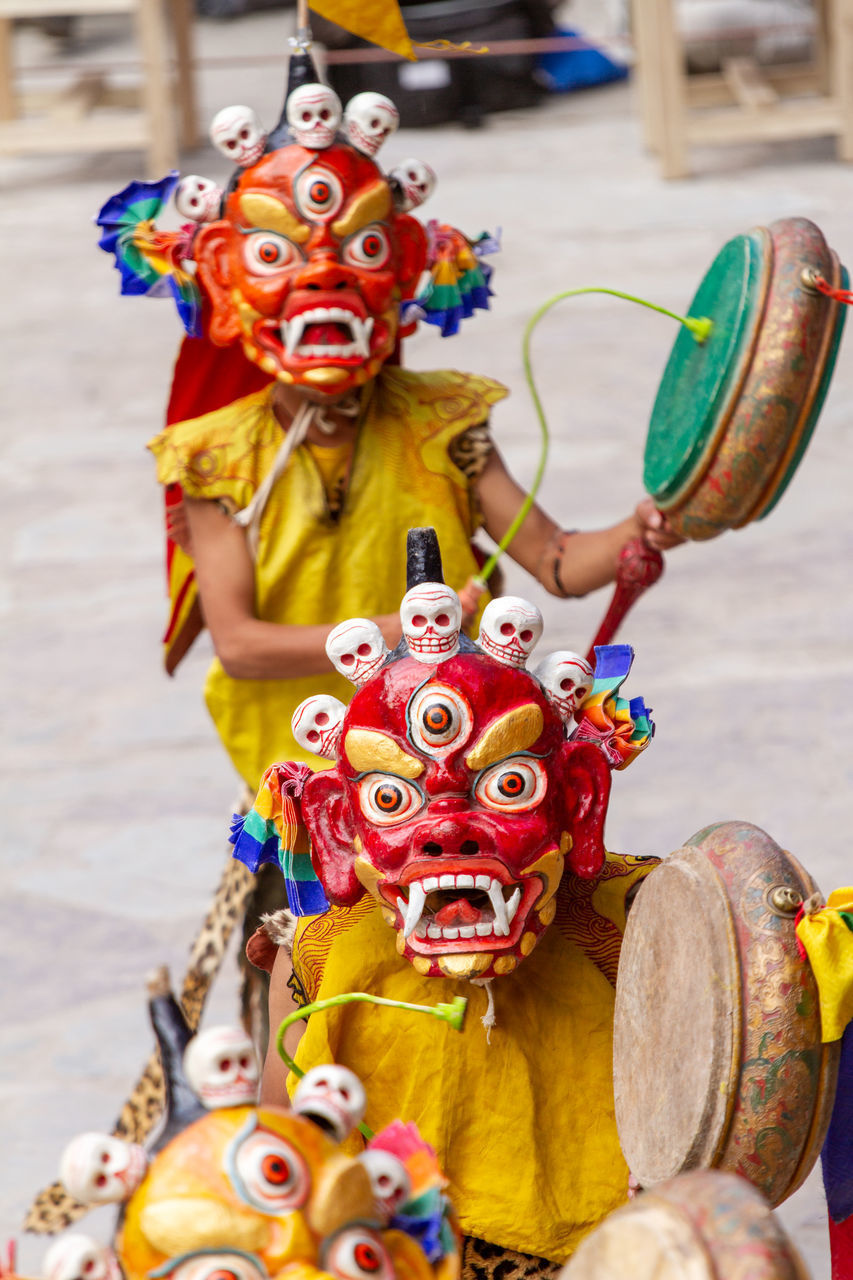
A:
<box><xmin>472</xmin><ymin>976</ymin><xmax>496</xmax><ymax>1044</ymax></box>
<box><xmin>234</xmin><ymin>393</ymin><xmax>360</xmax><ymax>557</ymax></box>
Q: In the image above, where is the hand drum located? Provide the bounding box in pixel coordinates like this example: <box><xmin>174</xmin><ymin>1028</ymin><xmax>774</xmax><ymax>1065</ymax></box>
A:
<box><xmin>644</xmin><ymin>218</ymin><xmax>847</xmax><ymax>540</ymax></box>
<box><xmin>612</xmin><ymin>821</ymin><xmax>839</xmax><ymax>1207</ymax></box>
<box><xmin>562</xmin><ymin>1170</ymin><xmax>809</xmax><ymax>1279</ymax></box>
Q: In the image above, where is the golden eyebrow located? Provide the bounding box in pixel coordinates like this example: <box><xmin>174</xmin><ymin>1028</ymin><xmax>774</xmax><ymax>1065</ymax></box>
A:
<box><xmin>465</xmin><ymin>704</ymin><xmax>544</xmax><ymax>771</ymax></box>
<box><xmin>332</xmin><ymin>182</ymin><xmax>392</xmax><ymax>239</ymax></box>
<box><xmin>344</xmin><ymin>729</ymin><xmax>423</xmax><ymax>778</ymax></box>
<box><xmin>238</xmin><ymin>193</ymin><xmax>311</xmax><ymax>243</ymax></box>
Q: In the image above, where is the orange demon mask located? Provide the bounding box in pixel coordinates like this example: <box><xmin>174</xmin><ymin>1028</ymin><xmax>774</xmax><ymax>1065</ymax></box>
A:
<box><xmin>50</xmin><ymin>974</ymin><xmax>460</xmax><ymax>1280</ymax></box>
<box><xmin>194</xmin><ymin>144</ymin><xmax>427</xmax><ymax>396</ymax></box>
<box><xmin>231</xmin><ymin>532</ymin><xmax>654</xmax><ymax>982</ymax></box>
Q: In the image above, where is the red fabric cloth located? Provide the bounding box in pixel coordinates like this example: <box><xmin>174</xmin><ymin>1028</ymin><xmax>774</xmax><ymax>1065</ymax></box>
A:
<box><xmin>165</xmin><ymin>308</ymin><xmax>272</xmax><ymax>426</ymax></box>
<box><xmin>831</xmin><ymin>1213</ymin><xmax>853</xmax><ymax>1279</ymax></box>
<box><xmin>160</xmin><ymin>313</ymin><xmax>273</xmax><ymax>667</ymax></box>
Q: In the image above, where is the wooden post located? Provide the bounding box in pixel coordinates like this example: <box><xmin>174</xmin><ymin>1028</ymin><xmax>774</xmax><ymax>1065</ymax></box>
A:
<box><xmin>0</xmin><ymin>17</ymin><xmax>16</xmax><ymax>120</ymax></box>
<box><xmin>629</xmin><ymin>0</ymin><xmax>662</xmax><ymax>153</ymax></box>
<box><xmin>831</xmin><ymin>0</ymin><xmax>853</xmax><ymax>161</ymax></box>
<box><xmin>652</xmin><ymin>0</ymin><xmax>689</xmax><ymax>178</ymax></box>
<box><xmin>171</xmin><ymin>0</ymin><xmax>198</xmax><ymax>148</ymax></box>
<box><xmin>136</xmin><ymin>0</ymin><xmax>178</xmax><ymax>174</ymax></box>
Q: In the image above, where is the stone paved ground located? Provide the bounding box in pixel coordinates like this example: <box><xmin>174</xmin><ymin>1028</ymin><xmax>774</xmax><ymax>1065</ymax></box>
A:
<box><xmin>2</xmin><ymin>9</ymin><xmax>852</xmax><ymax>1273</ymax></box>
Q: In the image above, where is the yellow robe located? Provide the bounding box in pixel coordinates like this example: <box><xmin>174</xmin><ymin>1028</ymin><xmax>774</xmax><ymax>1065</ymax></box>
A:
<box><xmin>289</xmin><ymin>855</ymin><xmax>656</xmax><ymax>1263</ymax></box>
<box><xmin>149</xmin><ymin>367</ymin><xmax>506</xmax><ymax>787</ymax></box>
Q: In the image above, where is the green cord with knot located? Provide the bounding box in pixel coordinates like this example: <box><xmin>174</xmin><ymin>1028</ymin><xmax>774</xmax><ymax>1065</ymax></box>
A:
<box><xmin>473</xmin><ymin>288</ymin><xmax>713</xmax><ymax>587</ymax></box>
<box><xmin>275</xmin><ymin>991</ymin><xmax>468</xmax><ymax>1139</ymax></box>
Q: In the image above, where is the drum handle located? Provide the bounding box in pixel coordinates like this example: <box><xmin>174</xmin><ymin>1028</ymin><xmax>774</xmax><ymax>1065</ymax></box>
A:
<box><xmin>586</xmin><ymin>537</ymin><xmax>664</xmax><ymax>663</ymax></box>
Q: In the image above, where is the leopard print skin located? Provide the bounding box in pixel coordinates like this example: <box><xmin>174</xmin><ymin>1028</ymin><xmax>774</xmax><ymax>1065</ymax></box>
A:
<box><xmin>448</xmin><ymin>423</ymin><xmax>493</xmax><ymax>482</ymax></box>
<box><xmin>461</xmin><ymin>1236</ymin><xmax>561</xmax><ymax>1280</ymax></box>
<box><xmin>24</xmin><ymin>855</ymin><xmax>255</xmax><ymax>1234</ymax></box>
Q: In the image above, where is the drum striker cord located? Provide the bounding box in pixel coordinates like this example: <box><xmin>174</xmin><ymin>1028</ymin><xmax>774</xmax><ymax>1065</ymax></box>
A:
<box><xmin>275</xmin><ymin>991</ymin><xmax>468</xmax><ymax>1138</ymax></box>
<box><xmin>474</xmin><ymin>289</ymin><xmax>713</xmax><ymax>587</ymax></box>
<box><xmin>810</xmin><ymin>271</ymin><xmax>853</xmax><ymax>306</ymax></box>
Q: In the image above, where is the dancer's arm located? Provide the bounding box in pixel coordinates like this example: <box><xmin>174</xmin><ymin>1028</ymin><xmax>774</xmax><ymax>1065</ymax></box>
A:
<box><xmin>476</xmin><ymin>447</ymin><xmax>683</xmax><ymax>598</ymax></box>
<box><xmin>260</xmin><ymin>946</ymin><xmax>304</xmax><ymax>1105</ymax></box>
<box><xmin>184</xmin><ymin>497</ymin><xmax>400</xmax><ymax>679</ymax></box>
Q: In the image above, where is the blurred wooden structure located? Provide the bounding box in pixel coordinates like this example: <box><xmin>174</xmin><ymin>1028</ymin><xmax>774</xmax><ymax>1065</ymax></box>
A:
<box><xmin>0</xmin><ymin>0</ymin><xmax>198</xmax><ymax>173</ymax></box>
<box><xmin>631</xmin><ymin>0</ymin><xmax>853</xmax><ymax>177</ymax></box>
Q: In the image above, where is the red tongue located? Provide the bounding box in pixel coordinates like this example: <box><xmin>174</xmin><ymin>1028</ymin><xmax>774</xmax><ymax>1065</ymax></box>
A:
<box><xmin>434</xmin><ymin>898</ymin><xmax>482</xmax><ymax>928</ymax></box>
<box><xmin>303</xmin><ymin>322</ymin><xmax>351</xmax><ymax>345</ymax></box>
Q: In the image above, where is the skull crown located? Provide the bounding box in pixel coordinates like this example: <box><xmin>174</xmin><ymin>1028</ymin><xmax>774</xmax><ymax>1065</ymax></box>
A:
<box><xmin>292</xmin><ymin>693</ymin><xmax>347</xmax><ymax>759</ymax></box>
<box><xmin>286</xmin><ymin>83</ymin><xmax>343</xmax><ymax>150</ymax></box>
<box><xmin>344</xmin><ymin>91</ymin><xmax>400</xmax><ymax>157</ymax></box>
<box><xmin>326</xmin><ymin>619</ymin><xmax>390</xmax><ymax>687</ymax></box>
<box><xmin>292</xmin><ymin>1063</ymin><xmax>367</xmax><ymax>1143</ymax></box>
<box><xmin>43</xmin><ymin>1236</ymin><xmax>121</xmax><ymax>1280</ymax></box>
<box><xmin>400</xmin><ymin>583</ymin><xmax>462</xmax><ymax>663</ymax></box>
<box><xmin>477</xmin><ymin>597</ymin><xmax>544</xmax><ymax>670</ymax></box>
<box><xmin>389</xmin><ymin>158</ymin><xmax>437</xmax><ymax>212</ymax></box>
<box><xmin>183</xmin><ymin>1025</ymin><xmax>260</xmax><ymax>1109</ymax></box>
<box><xmin>209</xmin><ymin>103</ymin><xmax>267</xmax><ymax>166</ymax></box>
<box><xmin>175</xmin><ymin>175</ymin><xmax>223</xmax><ymax>223</ymax></box>
<box><xmin>358</xmin><ymin>1148</ymin><xmax>412</xmax><ymax>1221</ymax></box>
<box><xmin>533</xmin><ymin>650</ymin><xmax>594</xmax><ymax>723</ymax></box>
<box><xmin>59</xmin><ymin>1132</ymin><xmax>148</xmax><ymax>1205</ymax></box>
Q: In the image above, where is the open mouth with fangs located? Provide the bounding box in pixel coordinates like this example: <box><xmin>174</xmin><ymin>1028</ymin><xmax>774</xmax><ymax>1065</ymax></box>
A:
<box><xmin>277</xmin><ymin>306</ymin><xmax>376</xmax><ymax>363</ymax></box>
<box><xmin>386</xmin><ymin>859</ymin><xmax>543</xmax><ymax>954</ymax></box>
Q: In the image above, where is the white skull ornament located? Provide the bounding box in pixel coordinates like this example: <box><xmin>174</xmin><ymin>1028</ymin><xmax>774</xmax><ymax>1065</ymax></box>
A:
<box><xmin>533</xmin><ymin>651</ymin><xmax>594</xmax><ymax>723</ymax></box>
<box><xmin>183</xmin><ymin>1026</ymin><xmax>259</xmax><ymax>1108</ymax></box>
<box><xmin>209</xmin><ymin>104</ymin><xmax>267</xmax><ymax>166</ymax></box>
<box><xmin>344</xmin><ymin>92</ymin><xmax>400</xmax><ymax>157</ymax></box>
<box><xmin>358</xmin><ymin>1149</ymin><xmax>412</xmax><ymax>1221</ymax></box>
<box><xmin>58</xmin><ymin>1133</ymin><xmax>148</xmax><ymax>1205</ymax></box>
<box><xmin>43</xmin><ymin>1236</ymin><xmax>122</xmax><ymax>1280</ymax></box>
<box><xmin>400</xmin><ymin>583</ymin><xmax>462</xmax><ymax>663</ymax></box>
<box><xmin>286</xmin><ymin>84</ymin><xmax>342</xmax><ymax>150</ymax></box>
<box><xmin>292</xmin><ymin>694</ymin><xmax>346</xmax><ymax>759</ymax></box>
<box><xmin>389</xmin><ymin>158</ymin><xmax>437</xmax><ymax>212</ymax></box>
<box><xmin>175</xmin><ymin>175</ymin><xmax>223</xmax><ymax>224</ymax></box>
<box><xmin>325</xmin><ymin>619</ymin><xmax>389</xmax><ymax>687</ymax></box>
<box><xmin>292</xmin><ymin>1064</ymin><xmax>367</xmax><ymax>1143</ymax></box>
<box><xmin>478</xmin><ymin>597</ymin><xmax>543</xmax><ymax>669</ymax></box>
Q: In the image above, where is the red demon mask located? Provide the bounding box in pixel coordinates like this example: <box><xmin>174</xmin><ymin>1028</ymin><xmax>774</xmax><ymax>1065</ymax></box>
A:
<box><xmin>194</xmin><ymin>142</ymin><xmax>427</xmax><ymax>396</ymax></box>
<box><xmin>301</xmin><ymin>650</ymin><xmax>611</xmax><ymax>981</ymax></box>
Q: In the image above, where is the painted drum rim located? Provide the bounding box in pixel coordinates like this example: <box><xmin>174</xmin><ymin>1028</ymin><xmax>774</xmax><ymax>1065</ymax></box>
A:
<box><xmin>564</xmin><ymin>1170</ymin><xmax>809</xmax><ymax>1279</ymax></box>
<box><xmin>752</xmin><ymin>253</ymin><xmax>847</xmax><ymax>523</ymax></box>
<box><xmin>663</xmin><ymin>219</ymin><xmax>834</xmax><ymax>537</ymax></box>
<box><xmin>650</xmin><ymin>218</ymin><xmax>843</xmax><ymax>541</ymax></box>
<box><xmin>613</xmin><ymin>821</ymin><xmax>839</xmax><ymax>1207</ymax></box>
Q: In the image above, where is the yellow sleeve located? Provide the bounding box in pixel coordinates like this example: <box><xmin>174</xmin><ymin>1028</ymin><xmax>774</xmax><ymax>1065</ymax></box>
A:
<box><xmin>147</xmin><ymin>387</ymin><xmax>278</xmax><ymax>511</ymax></box>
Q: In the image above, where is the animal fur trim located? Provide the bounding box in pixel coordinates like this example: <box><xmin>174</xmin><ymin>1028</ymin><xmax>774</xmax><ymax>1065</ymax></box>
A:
<box><xmin>245</xmin><ymin>908</ymin><xmax>297</xmax><ymax>973</ymax></box>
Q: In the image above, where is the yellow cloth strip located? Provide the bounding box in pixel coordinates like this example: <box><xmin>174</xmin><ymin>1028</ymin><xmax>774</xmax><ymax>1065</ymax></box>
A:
<box><xmin>309</xmin><ymin>0</ymin><xmax>414</xmax><ymax>59</ymax></box>
<box><xmin>796</xmin><ymin>888</ymin><xmax>853</xmax><ymax>1042</ymax></box>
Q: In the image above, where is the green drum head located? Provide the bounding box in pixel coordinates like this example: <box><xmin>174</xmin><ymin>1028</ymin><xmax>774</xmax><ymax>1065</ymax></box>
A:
<box><xmin>643</xmin><ymin>232</ymin><xmax>765</xmax><ymax>506</ymax></box>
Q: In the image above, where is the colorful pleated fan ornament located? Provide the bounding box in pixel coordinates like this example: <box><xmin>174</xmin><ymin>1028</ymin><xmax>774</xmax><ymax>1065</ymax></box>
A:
<box><xmin>230</xmin><ymin>761</ymin><xmax>330</xmax><ymax>916</ymax></box>
<box><xmin>571</xmin><ymin>644</ymin><xmax>653</xmax><ymax>770</ymax></box>
<box><xmin>368</xmin><ymin>1122</ymin><xmax>457</xmax><ymax>1264</ymax></box>
<box><xmin>415</xmin><ymin>223</ymin><xmax>498</xmax><ymax>337</ymax></box>
<box><xmin>96</xmin><ymin>173</ymin><xmax>202</xmax><ymax>337</ymax></box>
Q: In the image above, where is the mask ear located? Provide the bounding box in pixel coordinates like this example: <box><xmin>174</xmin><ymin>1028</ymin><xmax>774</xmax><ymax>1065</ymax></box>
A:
<box><xmin>302</xmin><ymin>770</ymin><xmax>364</xmax><ymax>905</ymax></box>
<box><xmin>193</xmin><ymin>222</ymin><xmax>242</xmax><ymax>346</ymax></box>
<box><xmin>394</xmin><ymin>214</ymin><xmax>428</xmax><ymax>299</ymax></box>
<box><xmin>559</xmin><ymin>741</ymin><xmax>611</xmax><ymax>878</ymax></box>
